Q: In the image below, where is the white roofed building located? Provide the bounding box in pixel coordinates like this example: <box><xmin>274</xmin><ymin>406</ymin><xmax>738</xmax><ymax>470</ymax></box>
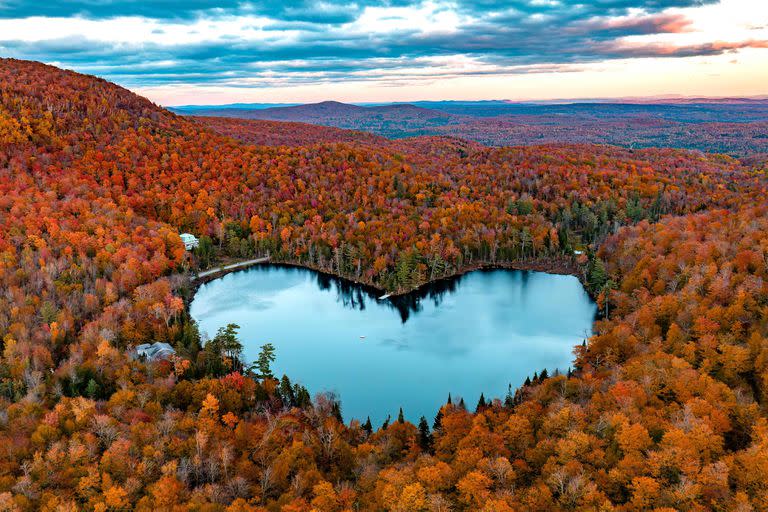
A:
<box><xmin>132</xmin><ymin>342</ymin><xmax>176</xmax><ymax>362</ymax></box>
<box><xmin>180</xmin><ymin>233</ymin><xmax>199</xmax><ymax>250</ymax></box>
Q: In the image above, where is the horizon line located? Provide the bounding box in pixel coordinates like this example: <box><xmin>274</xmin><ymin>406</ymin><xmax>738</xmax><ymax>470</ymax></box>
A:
<box><xmin>165</xmin><ymin>94</ymin><xmax>768</xmax><ymax>109</ymax></box>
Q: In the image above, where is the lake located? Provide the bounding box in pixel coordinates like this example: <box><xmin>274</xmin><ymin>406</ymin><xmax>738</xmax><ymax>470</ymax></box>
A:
<box><xmin>190</xmin><ymin>264</ymin><xmax>597</xmax><ymax>425</ymax></box>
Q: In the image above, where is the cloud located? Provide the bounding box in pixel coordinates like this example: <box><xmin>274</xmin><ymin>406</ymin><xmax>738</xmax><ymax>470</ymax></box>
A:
<box><xmin>0</xmin><ymin>0</ymin><xmax>717</xmax><ymax>20</ymax></box>
<box><xmin>600</xmin><ymin>38</ymin><xmax>768</xmax><ymax>57</ymax></box>
<box><xmin>0</xmin><ymin>0</ymin><xmax>764</xmax><ymax>93</ymax></box>
<box><xmin>586</xmin><ymin>13</ymin><xmax>694</xmax><ymax>35</ymax></box>
<box><xmin>0</xmin><ymin>0</ymin><xmax>405</xmax><ymax>22</ymax></box>
<box><xmin>0</xmin><ymin>0</ymin><xmax>247</xmax><ymax>20</ymax></box>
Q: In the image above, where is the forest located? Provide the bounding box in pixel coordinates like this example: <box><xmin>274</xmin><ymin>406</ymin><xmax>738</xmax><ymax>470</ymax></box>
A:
<box><xmin>179</xmin><ymin>100</ymin><xmax>768</xmax><ymax>158</ymax></box>
<box><xmin>1</xmin><ymin>58</ymin><xmax>768</xmax><ymax>511</ymax></box>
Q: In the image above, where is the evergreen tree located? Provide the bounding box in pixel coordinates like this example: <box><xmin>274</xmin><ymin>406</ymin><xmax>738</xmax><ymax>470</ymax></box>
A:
<box><xmin>649</xmin><ymin>190</ymin><xmax>665</xmax><ymax>222</ymax></box>
<box><xmin>177</xmin><ymin>317</ymin><xmax>201</xmax><ymax>356</ymax></box>
<box><xmin>557</xmin><ymin>226</ymin><xmax>571</xmax><ymax>252</ymax></box>
<box><xmin>199</xmin><ymin>344</ymin><xmax>225</xmax><ymax>377</ymax></box>
<box><xmin>397</xmin><ymin>407</ymin><xmax>405</xmax><ymax>424</ymax></box>
<box><xmin>433</xmin><ymin>409</ymin><xmax>443</xmax><ymax>432</ymax></box>
<box><xmin>394</xmin><ymin>249</ymin><xmax>422</xmax><ymax>290</ymax></box>
<box><xmin>209</xmin><ymin>323</ymin><xmax>244</xmax><ymax>372</ymax></box>
<box><xmin>418</xmin><ymin>416</ymin><xmax>433</xmax><ymax>452</ymax></box>
<box><xmin>540</xmin><ymin>369</ymin><xmax>549</xmax><ymax>381</ymax></box>
<box><xmin>279</xmin><ymin>375</ymin><xmax>295</xmax><ymax>407</ymax></box>
<box><xmin>513</xmin><ymin>388</ymin><xmax>524</xmax><ymax>407</ymax></box>
<box><xmin>524</xmin><ymin>376</ymin><xmax>531</xmax><ymax>387</ymax></box>
<box><xmin>587</xmin><ymin>256</ymin><xmax>609</xmax><ymax>293</ymax></box>
<box><xmin>85</xmin><ymin>378</ymin><xmax>99</xmax><ymax>399</ymax></box>
<box><xmin>476</xmin><ymin>393</ymin><xmax>487</xmax><ymax>412</ymax></box>
<box><xmin>253</xmin><ymin>342</ymin><xmax>276</xmax><ymax>379</ymax></box>
<box><xmin>195</xmin><ymin>235</ymin><xmax>215</xmax><ymax>269</ymax></box>
<box><xmin>381</xmin><ymin>415</ymin><xmax>391</xmax><ymax>430</ymax></box>
<box><xmin>601</xmin><ymin>279</ymin><xmax>617</xmax><ymax>316</ymax></box>
<box><xmin>626</xmin><ymin>195</ymin><xmax>645</xmax><ymax>222</ymax></box>
<box><xmin>293</xmin><ymin>384</ymin><xmax>311</xmax><ymax>409</ymax></box>
<box><xmin>447</xmin><ymin>393</ymin><xmax>452</xmax><ymax>405</ymax></box>
<box><xmin>504</xmin><ymin>384</ymin><xmax>515</xmax><ymax>409</ymax></box>
<box><xmin>363</xmin><ymin>417</ymin><xmax>373</xmax><ymax>435</ymax></box>
<box><xmin>331</xmin><ymin>400</ymin><xmax>343</xmax><ymax>423</ymax></box>
<box><xmin>458</xmin><ymin>398</ymin><xmax>466</xmax><ymax>411</ymax></box>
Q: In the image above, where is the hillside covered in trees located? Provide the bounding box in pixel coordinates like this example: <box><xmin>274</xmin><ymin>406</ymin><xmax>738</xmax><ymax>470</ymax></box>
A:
<box><xmin>1</xmin><ymin>58</ymin><xmax>768</xmax><ymax>511</ymax></box>
<box><xmin>178</xmin><ymin>100</ymin><xmax>768</xmax><ymax>157</ymax></box>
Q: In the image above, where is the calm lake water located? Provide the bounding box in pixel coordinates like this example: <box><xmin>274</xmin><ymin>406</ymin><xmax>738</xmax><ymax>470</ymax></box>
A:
<box><xmin>190</xmin><ymin>265</ymin><xmax>597</xmax><ymax>425</ymax></box>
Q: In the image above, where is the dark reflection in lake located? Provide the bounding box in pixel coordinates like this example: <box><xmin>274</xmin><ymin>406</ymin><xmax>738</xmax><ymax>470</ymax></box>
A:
<box><xmin>190</xmin><ymin>264</ymin><xmax>597</xmax><ymax>425</ymax></box>
<box><xmin>302</xmin><ymin>265</ymin><xmax>462</xmax><ymax>322</ymax></box>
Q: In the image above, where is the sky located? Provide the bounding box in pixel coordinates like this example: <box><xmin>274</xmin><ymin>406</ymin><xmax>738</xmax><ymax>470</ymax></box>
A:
<box><xmin>0</xmin><ymin>0</ymin><xmax>766</xmax><ymax>105</ymax></box>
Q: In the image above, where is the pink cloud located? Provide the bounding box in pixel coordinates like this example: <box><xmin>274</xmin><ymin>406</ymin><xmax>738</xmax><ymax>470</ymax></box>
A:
<box><xmin>599</xmin><ymin>38</ymin><xmax>768</xmax><ymax>57</ymax></box>
<box><xmin>588</xmin><ymin>13</ymin><xmax>694</xmax><ymax>35</ymax></box>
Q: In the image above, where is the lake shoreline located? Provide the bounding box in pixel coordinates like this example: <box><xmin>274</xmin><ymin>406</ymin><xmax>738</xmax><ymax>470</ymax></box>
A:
<box><xmin>183</xmin><ymin>255</ymin><xmax>587</xmax><ymax>311</ymax></box>
<box><xmin>385</xmin><ymin>258</ymin><xmax>585</xmax><ymax>299</ymax></box>
<box><xmin>189</xmin><ymin>261</ymin><xmax>598</xmax><ymax>424</ymax></box>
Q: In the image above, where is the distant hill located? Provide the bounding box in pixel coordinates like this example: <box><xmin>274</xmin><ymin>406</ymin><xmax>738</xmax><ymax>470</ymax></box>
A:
<box><xmin>174</xmin><ymin>97</ymin><xmax>768</xmax><ymax>121</ymax></box>
<box><xmin>407</xmin><ymin>99</ymin><xmax>768</xmax><ymax>122</ymax></box>
<box><xmin>193</xmin><ymin>115</ymin><xmax>487</xmax><ymax>158</ymax></box>
<box><xmin>170</xmin><ymin>102</ymin><xmax>300</xmax><ymax>113</ymax></box>
<box><xmin>251</xmin><ymin>100</ymin><xmax>371</xmax><ymax>120</ymax></box>
<box><xmin>193</xmin><ymin>116</ymin><xmax>389</xmax><ymax>147</ymax></box>
<box><xmin>177</xmin><ymin>99</ymin><xmax>768</xmax><ymax>156</ymax></box>
<box><xmin>182</xmin><ymin>100</ymin><xmax>457</xmax><ymax>138</ymax></box>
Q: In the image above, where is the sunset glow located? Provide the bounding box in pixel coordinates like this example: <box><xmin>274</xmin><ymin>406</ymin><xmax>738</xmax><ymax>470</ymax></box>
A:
<box><xmin>0</xmin><ymin>0</ymin><xmax>765</xmax><ymax>104</ymax></box>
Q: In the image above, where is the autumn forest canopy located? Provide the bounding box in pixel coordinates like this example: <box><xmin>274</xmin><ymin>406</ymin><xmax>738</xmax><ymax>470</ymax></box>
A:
<box><xmin>1</xmin><ymin>58</ymin><xmax>768</xmax><ymax>511</ymax></box>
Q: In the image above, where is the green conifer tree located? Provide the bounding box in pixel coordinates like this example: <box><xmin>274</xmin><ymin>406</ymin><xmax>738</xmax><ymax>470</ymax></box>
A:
<box><xmin>418</xmin><ymin>416</ymin><xmax>433</xmax><ymax>452</ymax></box>
<box><xmin>476</xmin><ymin>393</ymin><xmax>487</xmax><ymax>412</ymax></box>
<box><xmin>363</xmin><ymin>417</ymin><xmax>373</xmax><ymax>435</ymax></box>
<box><xmin>504</xmin><ymin>384</ymin><xmax>515</xmax><ymax>409</ymax></box>
<box><xmin>433</xmin><ymin>409</ymin><xmax>443</xmax><ymax>432</ymax></box>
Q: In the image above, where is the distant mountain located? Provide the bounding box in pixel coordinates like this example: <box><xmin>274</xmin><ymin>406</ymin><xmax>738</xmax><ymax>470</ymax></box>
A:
<box><xmin>252</xmin><ymin>100</ymin><xmax>369</xmax><ymax>120</ymax></box>
<box><xmin>174</xmin><ymin>98</ymin><xmax>768</xmax><ymax>155</ymax></box>
<box><xmin>183</xmin><ymin>101</ymin><xmax>457</xmax><ymax>138</ymax></box>
<box><xmin>170</xmin><ymin>102</ymin><xmax>300</xmax><ymax>113</ymax></box>
<box><xmin>405</xmin><ymin>100</ymin><xmax>768</xmax><ymax>121</ymax></box>
<box><xmin>586</xmin><ymin>95</ymin><xmax>768</xmax><ymax>105</ymax></box>
<box><xmin>176</xmin><ymin>98</ymin><xmax>768</xmax><ymax>123</ymax></box>
<box><xmin>170</xmin><ymin>96</ymin><xmax>768</xmax><ymax>111</ymax></box>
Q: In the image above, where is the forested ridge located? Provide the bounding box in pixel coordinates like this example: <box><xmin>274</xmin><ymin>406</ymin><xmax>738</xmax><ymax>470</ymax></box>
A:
<box><xmin>1</xmin><ymin>58</ymin><xmax>768</xmax><ymax>511</ymax></box>
<box><xmin>180</xmin><ymin>100</ymin><xmax>768</xmax><ymax>158</ymax></box>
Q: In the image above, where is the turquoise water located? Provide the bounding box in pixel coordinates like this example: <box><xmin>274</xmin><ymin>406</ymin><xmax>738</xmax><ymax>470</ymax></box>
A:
<box><xmin>190</xmin><ymin>265</ymin><xmax>596</xmax><ymax>425</ymax></box>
